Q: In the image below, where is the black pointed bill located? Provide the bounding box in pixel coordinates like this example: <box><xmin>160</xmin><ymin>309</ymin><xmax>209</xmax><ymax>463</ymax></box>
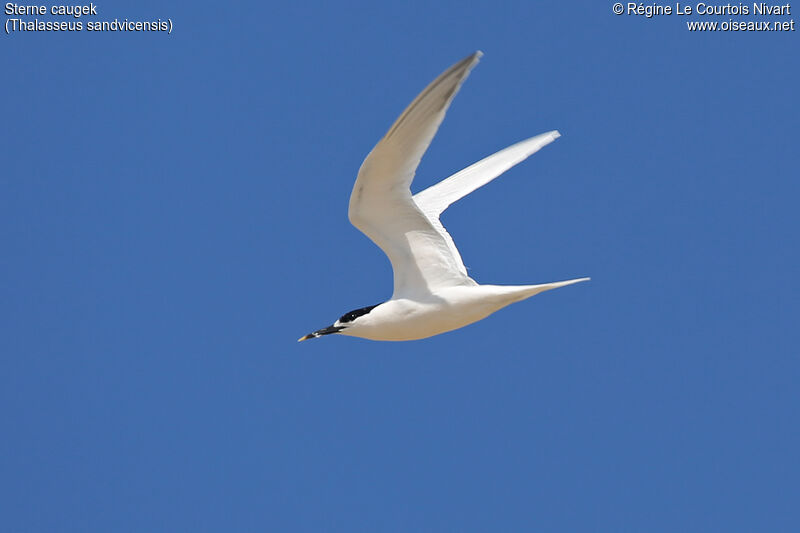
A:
<box><xmin>297</xmin><ymin>325</ymin><xmax>345</xmax><ymax>342</ymax></box>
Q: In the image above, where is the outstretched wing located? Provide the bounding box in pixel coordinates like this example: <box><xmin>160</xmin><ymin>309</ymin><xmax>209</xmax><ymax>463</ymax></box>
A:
<box><xmin>412</xmin><ymin>131</ymin><xmax>562</xmax><ymax>274</ymax></box>
<box><xmin>348</xmin><ymin>52</ymin><xmax>482</xmax><ymax>298</ymax></box>
<box><xmin>414</xmin><ymin>131</ymin><xmax>561</xmax><ymax>216</ymax></box>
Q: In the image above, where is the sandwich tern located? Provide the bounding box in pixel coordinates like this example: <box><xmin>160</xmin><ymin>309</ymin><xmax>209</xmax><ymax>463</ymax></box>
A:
<box><xmin>299</xmin><ymin>52</ymin><xmax>588</xmax><ymax>342</ymax></box>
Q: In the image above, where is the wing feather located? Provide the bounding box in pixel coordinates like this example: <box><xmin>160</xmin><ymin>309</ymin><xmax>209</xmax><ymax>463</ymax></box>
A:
<box><xmin>413</xmin><ymin>132</ymin><xmax>562</xmax><ymax>278</ymax></box>
<box><xmin>348</xmin><ymin>52</ymin><xmax>482</xmax><ymax>298</ymax></box>
<box><xmin>414</xmin><ymin>131</ymin><xmax>561</xmax><ymax>217</ymax></box>
<box><xmin>347</xmin><ymin>54</ymin><xmax>561</xmax><ymax>299</ymax></box>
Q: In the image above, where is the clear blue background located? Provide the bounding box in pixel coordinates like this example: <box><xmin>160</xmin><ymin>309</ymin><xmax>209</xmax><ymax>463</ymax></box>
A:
<box><xmin>3</xmin><ymin>1</ymin><xmax>798</xmax><ymax>531</ymax></box>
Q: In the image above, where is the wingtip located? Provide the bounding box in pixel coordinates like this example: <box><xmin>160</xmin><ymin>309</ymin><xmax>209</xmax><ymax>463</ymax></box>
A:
<box><xmin>460</xmin><ymin>51</ymin><xmax>483</xmax><ymax>68</ymax></box>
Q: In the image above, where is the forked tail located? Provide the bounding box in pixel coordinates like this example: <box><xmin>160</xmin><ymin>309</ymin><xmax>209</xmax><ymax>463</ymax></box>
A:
<box><xmin>505</xmin><ymin>277</ymin><xmax>590</xmax><ymax>303</ymax></box>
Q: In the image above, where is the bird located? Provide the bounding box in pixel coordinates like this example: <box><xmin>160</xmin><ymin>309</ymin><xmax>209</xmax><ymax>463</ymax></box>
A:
<box><xmin>299</xmin><ymin>51</ymin><xmax>588</xmax><ymax>342</ymax></box>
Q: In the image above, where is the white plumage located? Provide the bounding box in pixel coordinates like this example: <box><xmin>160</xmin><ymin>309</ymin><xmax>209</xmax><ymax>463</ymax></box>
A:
<box><xmin>300</xmin><ymin>52</ymin><xmax>588</xmax><ymax>342</ymax></box>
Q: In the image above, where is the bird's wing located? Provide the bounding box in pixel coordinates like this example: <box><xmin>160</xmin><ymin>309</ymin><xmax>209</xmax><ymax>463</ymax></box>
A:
<box><xmin>348</xmin><ymin>52</ymin><xmax>482</xmax><ymax>298</ymax></box>
<box><xmin>413</xmin><ymin>131</ymin><xmax>562</xmax><ymax>217</ymax></box>
<box><xmin>411</xmin><ymin>132</ymin><xmax>561</xmax><ymax>279</ymax></box>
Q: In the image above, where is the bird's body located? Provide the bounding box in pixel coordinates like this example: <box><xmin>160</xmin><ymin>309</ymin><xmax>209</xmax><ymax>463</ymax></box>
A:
<box><xmin>300</xmin><ymin>52</ymin><xmax>588</xmax><ymax>343</ymax></box>
<box><xmin>334</xmin><ymin>281</ymin><xmax>586</xmax><ymax>341</ymax></box>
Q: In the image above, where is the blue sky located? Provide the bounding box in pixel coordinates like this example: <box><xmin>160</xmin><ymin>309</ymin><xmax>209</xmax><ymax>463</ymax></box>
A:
<box><xmin>2</xmin><ymin>1</ymin><xmax>798</xmax><ymax>531</ymax></box>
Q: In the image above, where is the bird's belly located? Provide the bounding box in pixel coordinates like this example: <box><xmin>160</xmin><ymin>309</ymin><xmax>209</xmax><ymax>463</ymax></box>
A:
<box><xmin>345</xmin><ymin>293</ymin><xmax>501</xmax><ymax>341</ymax></box>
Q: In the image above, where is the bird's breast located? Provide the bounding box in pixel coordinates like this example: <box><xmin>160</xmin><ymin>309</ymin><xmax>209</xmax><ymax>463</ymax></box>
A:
<box><xmin>341</xmin><ymin>287</ymin><xmax>507</xmax><ymax>341</ymax></box>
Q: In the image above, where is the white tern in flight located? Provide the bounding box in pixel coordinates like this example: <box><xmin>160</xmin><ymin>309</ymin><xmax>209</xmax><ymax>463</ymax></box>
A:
<box><xmin>299</xmin><ymin>52</ymin><xmax>588</xmax><ymax>342</ymax></box>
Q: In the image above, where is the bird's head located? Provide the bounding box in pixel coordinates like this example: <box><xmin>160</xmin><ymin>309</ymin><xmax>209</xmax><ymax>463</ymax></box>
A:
<box><xmin>298</xmin><ymin>303</ymin><xmax>379</xmax><ymax>342</ymax></box>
